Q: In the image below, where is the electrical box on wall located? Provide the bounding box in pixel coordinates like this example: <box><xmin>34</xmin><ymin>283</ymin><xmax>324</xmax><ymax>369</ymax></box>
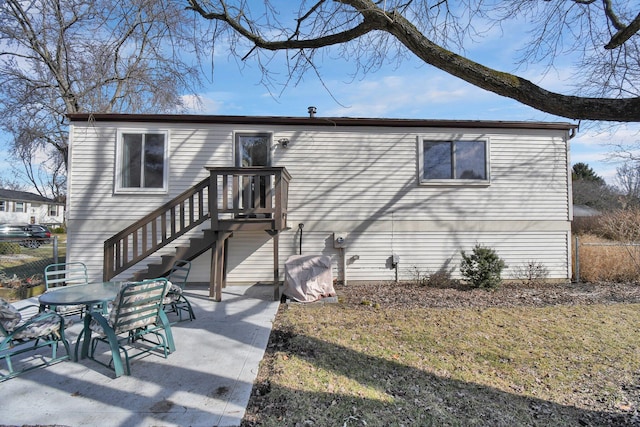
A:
<box><xmin>392</xmin><ymin>253</ymin><xmax>400</xmax><ymax>266</ymax></box>
<box><xmin>333</xmin><ymin>232</ymin><xmax>348</xmax><ymax>248</ymax></box>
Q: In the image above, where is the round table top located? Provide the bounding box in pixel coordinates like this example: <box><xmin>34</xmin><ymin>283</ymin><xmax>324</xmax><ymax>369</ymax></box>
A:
<box><xmin>38</xmin><ymin>282</ymin><xmax>122</xmax><ymax>306</ymax></box>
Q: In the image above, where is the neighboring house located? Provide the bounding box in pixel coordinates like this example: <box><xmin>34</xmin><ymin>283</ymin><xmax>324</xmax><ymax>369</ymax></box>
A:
<box><xmin>67</xmin><ymin>113</ymin><xmax>577</xmax><ymax>299</ymax></box>
<box><xmin>0</xmin><ymin>189</ymin><xmax>65</xmax><ymax>226</ymax></box>
<box><xmin>573</xmin><ymin>204</ymin><xmax>601</xmax><ymax>218</ymax></box>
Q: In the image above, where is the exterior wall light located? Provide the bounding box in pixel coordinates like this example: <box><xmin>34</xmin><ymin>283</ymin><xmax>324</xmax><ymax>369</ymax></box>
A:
<box><xmin>278</xmin><ymin>138</ymin><xmax>289</xmax><ymax>148</ymax></box>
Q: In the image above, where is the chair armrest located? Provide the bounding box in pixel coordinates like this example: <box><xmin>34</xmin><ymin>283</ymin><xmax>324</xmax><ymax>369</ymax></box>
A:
<box><xmin>17</xmin><ymin>304</ymin><xmax>41</xmax><ymax>313</ymax></box>
<box><xmin>11</xmin><ymin>309</ymin><xmax>66</xmax><ymax>338</ymax></box>
<box><xmin>17</xmin><ymin>304</ymin><xmax>41</xmax><ymax>318</ymax></box>
<box><xmin>84</xmin><ymin>310</ymin><xmax>114</xmax><ymax>337</ymax></box>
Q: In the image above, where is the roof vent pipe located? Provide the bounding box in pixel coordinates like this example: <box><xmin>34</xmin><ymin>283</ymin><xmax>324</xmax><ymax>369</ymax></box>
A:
<box><xmin>308</xmin><ymin>106</ymin><xmax>317</xmax><ymax>118</ymax></box>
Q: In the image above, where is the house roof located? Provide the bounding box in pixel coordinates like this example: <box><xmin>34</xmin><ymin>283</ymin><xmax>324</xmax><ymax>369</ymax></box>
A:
<box><xmin>68</xmin><ymin>113</ymin><xmax>578</xmax><ymax>132</ymax></box>
<box><xmin>0</xmin><ymin>189</ymin><xmax>60</xmax><ymax>204</ymax></box>
<box><xmin>573</xmin><ymin>205</ymin><xmax>601</xmax><ymax>217</ymax></box>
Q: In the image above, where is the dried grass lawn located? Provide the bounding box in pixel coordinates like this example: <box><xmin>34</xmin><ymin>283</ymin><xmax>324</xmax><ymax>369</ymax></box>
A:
<box><xmin>242</xmin><ymin>281</ymin><xmax>640</xmax><ymax>426</ymax></box>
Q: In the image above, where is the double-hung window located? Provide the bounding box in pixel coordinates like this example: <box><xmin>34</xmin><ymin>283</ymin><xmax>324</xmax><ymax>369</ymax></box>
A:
<box><xmin>418</xmin><ymin>137</ymin><xmax>489</xmax><ymax>185</ymax></box>
<box><xmin>115</xmin><ymin>130</ymin><xmax>169</xmax><ymax>193</ymax></box>
<box><xmin>0</xmin><ymin>201</ymin><xmax>4</xmax><ymax>212</ymax></box>
<box><xmin>14</xmin><ymin>202</ymin><xmax>24</xmax><ymax>213</ymax></box>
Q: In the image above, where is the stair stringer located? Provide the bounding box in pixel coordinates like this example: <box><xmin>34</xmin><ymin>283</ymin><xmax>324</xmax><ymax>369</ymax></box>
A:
<box><xmin>131</xmin><ymin>229</ymin><xmax>218</xmax><ymax>281</ymax></box>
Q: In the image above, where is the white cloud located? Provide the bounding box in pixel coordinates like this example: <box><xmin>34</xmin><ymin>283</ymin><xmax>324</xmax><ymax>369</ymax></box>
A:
<box><xmin>182</xmin><ymin>94</ymin><xmax>226</xmax><ymax>114</ymax></box>
<box><xmin>320</xmin><ymin>71</ymin><xmax>493</xmax><ymax>118</ymax></box>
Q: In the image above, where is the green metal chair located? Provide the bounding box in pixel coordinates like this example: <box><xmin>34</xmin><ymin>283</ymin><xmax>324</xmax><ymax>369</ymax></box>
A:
<box><xmin>0</xmin><ymin>298</ymin><xmax>71</xmax><ymax>381</ymax></box>
<box><xmin>44</xmin><ymin>262</ymin><xmax>90</xmax><ymax>317</ymax></box>
<box><xmin>163</xmin><ymin>260</ymin><xmax>195</xmax><ymax>322</ymax></box>
<box><xmin>80</xmin><ymin>278</ymin><xmax>175</xmax><ymax>378</ymax></box>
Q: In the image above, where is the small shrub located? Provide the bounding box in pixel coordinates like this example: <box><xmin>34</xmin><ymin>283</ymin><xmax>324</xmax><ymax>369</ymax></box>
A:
<box><xmin>406</xmin><ymin>266</ymin><xmax>458</xmax><ymax>288</ymax></box>
<box><xmin>593</xmin><ymin>208</ymin><xmax>640</xmax><ymax>241</ymax></box>
<box><xmin>51</xmin><ymin>226</ymin><xmax>66</xmax><ymax>234</ymax></box>
<box><xmin>460</xmin><ymin>244</ymin><xmax>506</xmax><ymax>290</ymax></box>
<box><xmin>572</xmin><ymin>215</ymin><xmax>601</xmax><ymax>236</ymax></box>
<box><xmin>406</xmin><ymin>266</ymin><xmax>429</xmax><ymax>286</ymax></box>
<box><xmin>426</xmin><ymin>268</ymin><xmax>459</xmax><ymax>288</ymax></box>
<box><xmin>512</xmin><ymin>260</ymin><xmax>549</xmax><ymax>284</ymax></box>
<box><xmin>0</xmin><ymin>242</ymin><xmax>21</xmax><ymax>255</ymax></box>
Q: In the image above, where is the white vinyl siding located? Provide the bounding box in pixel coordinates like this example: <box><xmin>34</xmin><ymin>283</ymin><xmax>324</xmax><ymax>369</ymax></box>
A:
<box><xmin>67</xmin><ymin>121</ymin><xmax>571</xmax><ymax>284</ymax></box>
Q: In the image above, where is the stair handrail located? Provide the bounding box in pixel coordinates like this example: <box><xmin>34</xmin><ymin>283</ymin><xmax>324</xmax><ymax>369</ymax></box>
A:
<box><xmin>103</xmin><ymin>178</ymin><xmax>210</xmax><ymax>281</ymax></box>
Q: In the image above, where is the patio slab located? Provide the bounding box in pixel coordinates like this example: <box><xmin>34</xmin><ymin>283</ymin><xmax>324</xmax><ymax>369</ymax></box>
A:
<box><xmin>0</xmin><ymin>284</ymin><xmax>279</xmax><ymax>427</ymax></box>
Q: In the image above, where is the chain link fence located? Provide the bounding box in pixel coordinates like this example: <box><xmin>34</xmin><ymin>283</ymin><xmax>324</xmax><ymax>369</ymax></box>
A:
<box><xmin>0</xmin><ymin>236</ymin><xmax>67</xmax><ymax>296</ymax></box>
<box><xmin>574</xmin><ymin>235</ymin><xmax>640</xmax><ymax>282</ymax></box>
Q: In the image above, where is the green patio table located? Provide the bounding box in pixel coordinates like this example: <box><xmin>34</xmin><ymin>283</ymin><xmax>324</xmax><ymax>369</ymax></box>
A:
<box><xmin>38</xmin><ymin>282</ymin><xmax>122</xmax><ymax>360</ymax></box>
<box><xmin>38</xmin><ymin>282</ymin><xmax>121</xmax><ymax>310</ymax></box>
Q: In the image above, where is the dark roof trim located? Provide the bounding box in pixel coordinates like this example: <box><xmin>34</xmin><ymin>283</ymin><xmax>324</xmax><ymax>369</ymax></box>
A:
<box><xmin>67</xmin><ymin>113</ymin><xmax>578</xmax><ymax>131</ymax></box>
<box><xmin>0</xmin><ymin>189</ymin><xmax>60</xmax><ymax>204</ymax></box>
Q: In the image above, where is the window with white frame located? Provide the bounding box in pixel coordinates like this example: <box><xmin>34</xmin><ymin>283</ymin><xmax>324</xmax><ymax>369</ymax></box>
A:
<box><xmin>14</xmin><ymin>202</ymin><xmax>24</xmax><ymax>212</ymax></box>
<box><xmin>418</xmin><ymin>137</ymin><xmax>489</xmax><ymax>184</ymax></box>
<box><xmin>49</xmin><ymin>204</ymin><xmax>58</xmax><ymax>216</ymax></box>
<box><xmin>0</xmin><ymin>201</ymin><xmax>4</xmax><ymax>211</ymax></box>
<box><xmin>115</xmin><ymin>130</ymin><xmax>168</xmax><ymax>193</ymax></box>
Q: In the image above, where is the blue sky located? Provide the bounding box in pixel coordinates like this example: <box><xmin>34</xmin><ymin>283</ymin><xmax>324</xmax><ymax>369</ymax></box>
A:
<box><xmin>176</xmin><ymin>6</ymin><xmax>639</xmax><ymax>186</ymax></box>
<box><xmin>1</xmin><ymin>4</ymin><xmax>638</xmax><ymax>188</ymax></box>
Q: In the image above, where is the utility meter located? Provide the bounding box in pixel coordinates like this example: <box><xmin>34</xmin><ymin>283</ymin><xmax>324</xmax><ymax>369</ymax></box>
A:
<box><xmin>333</xmin><ymin>232</ymin><xmax>348</xmax><ymax>248</ymax></box>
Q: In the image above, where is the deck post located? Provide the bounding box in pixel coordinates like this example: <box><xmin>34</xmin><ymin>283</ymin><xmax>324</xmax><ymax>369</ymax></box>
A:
<box><xmin>272</xmin><ymin>231</ymin><xmax>280</xmax><ymax>301</ymax></box>
<box><xmin>210</xmin><ymin>232</ymin><xmax>232</xmax><ymax>301</ymax></box>
<box><xmin>209</xmin><ymin>238</ymin><xmax>217</xmax><ymax>300</ymax></box>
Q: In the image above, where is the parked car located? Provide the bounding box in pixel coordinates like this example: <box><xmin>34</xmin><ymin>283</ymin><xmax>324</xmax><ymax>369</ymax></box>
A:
<box><xmin>0</xmin><ymin>224</ymin><xmax>52</xmax><ymax>248</ymax></box>
<box><xmin>22</xmin><ymin>224</ymin><xmax>52</xmax><ymax>247</ymax></box>
<box><xmin>0</xmin><ymin>224</ymin><xmax>31</xmax><ymax>242</ymax></box>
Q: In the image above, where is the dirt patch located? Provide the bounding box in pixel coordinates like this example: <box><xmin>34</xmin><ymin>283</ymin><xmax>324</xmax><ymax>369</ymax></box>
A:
<box><xmin>337</xmin><ymin>281</ymin><xmax>640</xmax><ymax>309</ymax></box>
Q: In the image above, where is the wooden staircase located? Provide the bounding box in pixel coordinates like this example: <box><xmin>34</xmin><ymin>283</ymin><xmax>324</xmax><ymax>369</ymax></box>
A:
<box><xmin>130</xmin><ymin>228</ymin><xmax>217</xmax><ymax>281</ymax></box>
<box><xmin>103</xmin><ymin>167</ymin><xmax>291</xmax><ymax>301</ymax></box>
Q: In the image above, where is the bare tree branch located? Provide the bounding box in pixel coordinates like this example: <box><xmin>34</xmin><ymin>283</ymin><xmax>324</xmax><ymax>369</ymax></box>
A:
<box><xmin>605</xmin><ymin>12</ymin><xmax>640</xmax><ymax>49</ymax></box>
<box><xmin>187</xmin><ymin>0</ymin><xmax>640</xmax><ymax>121</ymax></box>
<box><xmin>0</xmin><ymin>0</ymin><xmax>205</xmax><ymax>197</ymax></box>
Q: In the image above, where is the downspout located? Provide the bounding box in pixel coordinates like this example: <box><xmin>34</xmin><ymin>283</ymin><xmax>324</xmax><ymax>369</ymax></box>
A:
<box><xmin>342</xmin><ymin>247</ymin><xmax>347</xmax><ymax>286</ymax></box>
<box><xmin>298</xmin><ymin>223</ymin><xmax>304</xmax><ymax>255</ymax></box>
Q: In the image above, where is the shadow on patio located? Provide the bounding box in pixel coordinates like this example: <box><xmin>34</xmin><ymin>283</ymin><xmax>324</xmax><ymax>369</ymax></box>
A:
<box><xmin>0</xmin><ymin>284</ymin><xmax>279</xmax><ymax>427</ymax></box>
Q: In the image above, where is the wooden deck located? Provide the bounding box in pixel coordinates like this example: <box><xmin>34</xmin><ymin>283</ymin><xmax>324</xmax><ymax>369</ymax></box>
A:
<box><xmin>103</xmin><ymin>167</ymin><xmax>291</xmax><ymax>300</ymax></box>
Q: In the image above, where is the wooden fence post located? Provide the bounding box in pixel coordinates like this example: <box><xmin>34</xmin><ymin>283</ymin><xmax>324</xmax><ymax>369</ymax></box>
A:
<box><xmin>575</xmin><ymin>235</ymin><xmax>580</xmax><ymax>283</ymax></box>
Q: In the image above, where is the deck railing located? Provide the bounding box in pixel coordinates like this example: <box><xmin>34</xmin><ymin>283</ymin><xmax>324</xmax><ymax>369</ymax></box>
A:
<box><xmin>207</xmin><ymin>167</ymin><xmax>291</xmax><ymax>231</ymax></box>
<box><xmin>103</xmin><ymin>178</ymin><xmax>210</xmax><ymax>281</ymax></box>
<box><xmin>103</xmin><ymin>167</ymin><xmax>290</xmax><ymax>281</ymax></box>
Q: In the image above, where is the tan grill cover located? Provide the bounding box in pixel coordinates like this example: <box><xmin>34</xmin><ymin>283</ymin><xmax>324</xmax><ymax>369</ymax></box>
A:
<box><xmin>283</xmin><ymin>255</ymin><xmax>335</xmax><ymax>302</ymax></box>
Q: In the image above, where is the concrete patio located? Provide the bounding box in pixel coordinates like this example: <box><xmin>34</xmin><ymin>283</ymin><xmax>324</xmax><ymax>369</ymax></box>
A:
<box><xmin>0</xmin><ymin>284</ymin><xmax>280</xmax><ymax>427</ymax></box>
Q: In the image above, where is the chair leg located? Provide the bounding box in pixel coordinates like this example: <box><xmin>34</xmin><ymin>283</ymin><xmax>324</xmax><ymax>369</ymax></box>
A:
<box><xmin>2</xmin><ymin>354</ymin><xmax>15</xmax><ymax>379</ymax></box>
<box><xmin>179</xmin><ymin>295</ymin><xmax>196</xmax><ymax>321</ymax></box>
<box><xmin>173</xmin><ymin>295</ymin><xmax>195</xmax><ymax>322</ymax></box>
<box><xmin>163</xmin><ymin>295</ymin><xmax>195</xmax><ymax>323</ymax></box>
<box><xmin>158</xmin><ymin>310</ymin><xmax>176</xmax><ymax>353</ymax></box>
<box><xmin>82</xmin><ymin>313</ymin><xmax>128</xmax><ymax>377</ymax></box>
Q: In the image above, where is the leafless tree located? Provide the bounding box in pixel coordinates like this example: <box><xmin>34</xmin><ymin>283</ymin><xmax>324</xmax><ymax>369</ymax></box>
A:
<box><xmin>614</xmin><ymin>161</ymin><xmax>640</xmax><ymax>207</ymax></box>
<box><xmin>0</xmin><ymin>177</ymin><xmax>25</xmax><ymax>192</ymax></box>
<box><xmin>0</xmin><ymin>0</ymin><xmax>204</xmax><ymax>198</ymax></box>
<box><xmin>186</xmin><ymin>0</ymin><xmax>640</xmax><ymax>122</ymax></box>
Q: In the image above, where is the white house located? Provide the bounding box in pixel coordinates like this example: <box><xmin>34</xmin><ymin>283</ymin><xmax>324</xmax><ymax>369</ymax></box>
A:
<box><xmin>67</xmin><ymin>113</ymin><xmax>577</xmax><ymax>300</ymax></box>
<box><xmin>0</xmin><ymin>189</ymin><xmax>65</xmax><ymax>226</ymax></box>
